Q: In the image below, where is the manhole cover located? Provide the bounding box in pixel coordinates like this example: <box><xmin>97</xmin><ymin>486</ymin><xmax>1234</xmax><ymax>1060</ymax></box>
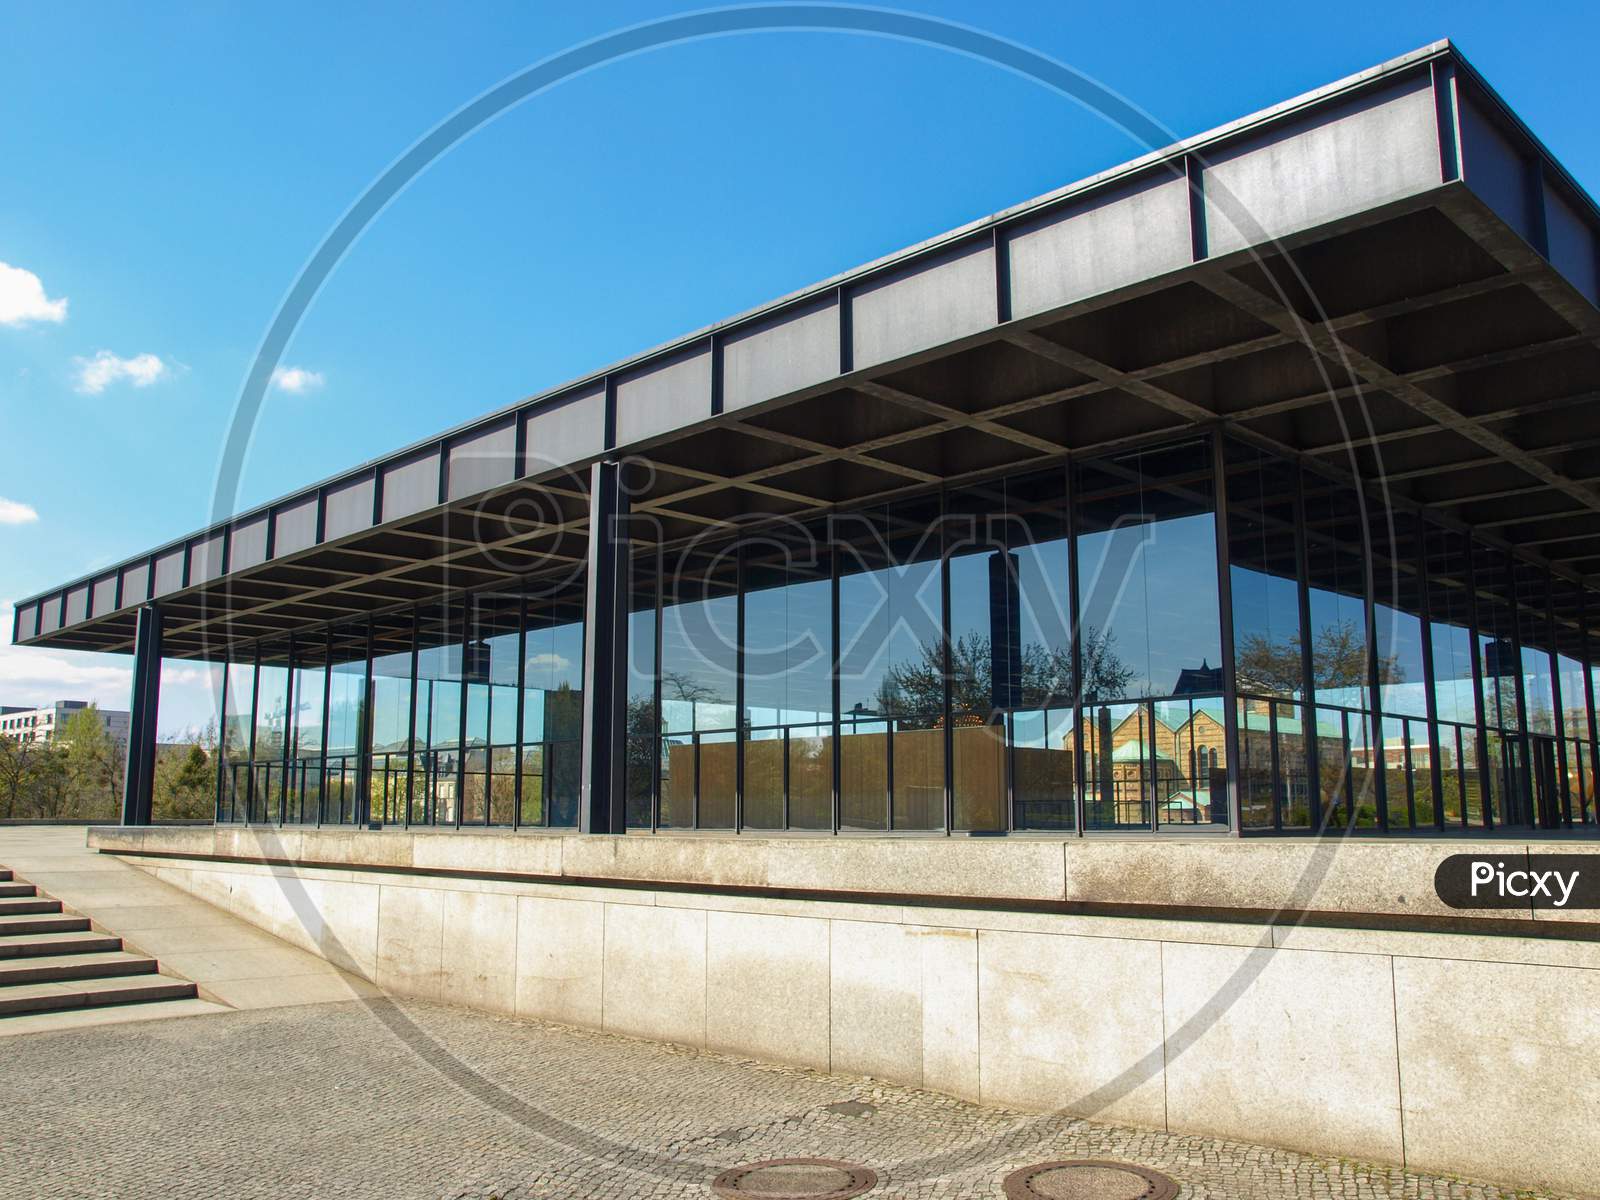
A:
<box><xmin>1001</xmin><ymin>1160</ymin><xmax>1179</xmax><ymax>1200</ymax></box>
<box><xmin>711</xmin><ymin>1157</ymin><xmax>878</xmax><ymax>1199</ymax></box>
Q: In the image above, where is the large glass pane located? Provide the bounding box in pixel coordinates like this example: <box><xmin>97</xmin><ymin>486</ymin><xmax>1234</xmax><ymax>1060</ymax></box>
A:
<box><xmin>659</xmin><ymin>543</ymin><xmax>738</xmax><ymax>828</ymax></box>
<box><xmin>836</xmin><ymin>497</ymin><xmax>945</xmax><ymax>831</ymax></box>
<box><xmin>1370</xmin><ymin>509</ymin><xmax>1428</xmax><ymax>721</ymax></box>
<box><xmin>1514</xmin><ymin>562</ymin><xmax>1556</xmax><ymax>736</ymax></box>
<box><xmin>743</xmin><ymin>521</ymin><xmax>833</xmax><ymax>830</ymax></box>
<box><xmin>1302</xmin><ymin>472</ymin><xmax>1370</xmax><ymax>712</ymax></box>
<box><xmin>1154</xmin><ymin>696</ymin><xmax>1228</xmax><ymax>828</ymax></box>
<box><xmin>1076</xmin><ymin>439</ymin><xmax>1220</xmax><ymax>704</ymax></box>
<box><xmin>523</xmin><ymin>585</ymin><xmax>584</xmax><ymax>829</ymax></box>
<box><xmin>1012</xmin><ymin>707</ymin><xmax>1074</xmax><ymax>830</ymax></box>
<box><xmin>947</xmin><ymin>470</ymin><xmax>1073</xmax><ymax>832</ymax></box>
<box><xmin>324</xmin><ymin>623</ymin><xmax>368</xmax><ymax>826</ymax></box>
<box><xmin>221</xmin><ymin>655</ymin><xmax>255</xmax><ymax>822</ymax></box>
<box><xmin>1078</xmin><ymin>702</ymin><xmax>1150</xmax><ymax>830</ymax></box>
<box><xmin>415</xmin><ymin>604</ymin><xmax>465</xmax><ymax>825</ymax></box>
<box><xmin>463</xmin><ymin>595</ymin><xmax>521</xmax><ymax>826</ymax></box>
<box><xmin>625</xmin><ymin>548</ymin><xmax>658</xmax><ymax>829</ymax></box>
<box><xmin>946</xmin><ymin>479</ymin><xmax>1006</xmax><ymax>832</ymax></box>
<box><xmin>1476</xmin><ymin>546</ymin><xmax>1521</xmax><ymax>736</ymax></box>
<box><xmin>369</xmin><ymin>610</ymin><xmax>415</xmax><ymax>826</ymax></box>
<box><xmin>1226</xmin><ymin>442</ymin><xmax>1304</xmax><ymax>703</ymax></box>
<box><xmin>1554</xmin><ymin>576</ymin><xmax>1593</xmax><ymax>826</ymax></box>
<box><xmin>252</xmin><ymin>641</ymin><xmax>290</xmax><ymax>822</ymax></box>
<box><xmin>1237</xmin><ymin>697</ymin><xmax>1312</xmax><ymax>829</ymax></box>
<box><xmin>1425</xmin><ymin>526</ymin><xmax>1478</xmax><ymax>726</ymax></box>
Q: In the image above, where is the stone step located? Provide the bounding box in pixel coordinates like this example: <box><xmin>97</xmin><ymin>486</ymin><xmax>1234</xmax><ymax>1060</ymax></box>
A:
<box><xmin>0</xmin><ymin>951</ymin><xmax>157</xmax><ymax>987</ymax></box>
<box><xmin>0</xmin><ymin>930</ymin><xmax>123</xmax><ymax>959</ymax></box>
<box><xmin>0</xmin><ymin>973</ymin><xmax>197</xmax><ymax>1017</ymax></box>
<box><xmin>0</xmin><ymin>996</ymin><xmax>230</xmax><ymax>1037</ymax></box>
<box><xmin>0</xmin><ymin>897</ymin><xmax>61</xmax><ymax>916</ymax></box>
<box><xmin>0</xmin><ymin>869</ymin><xmax>11</xmax><ymax>882</ymax></box>
<box><xmin>0</xmin><ymin>913</ymin><xmax>91</xmax><ymax>937</ymax></box>
<box><xmin>0</xmin><ymin>883</ymin><xmax>36</xmax><ymax>898</ymax></box>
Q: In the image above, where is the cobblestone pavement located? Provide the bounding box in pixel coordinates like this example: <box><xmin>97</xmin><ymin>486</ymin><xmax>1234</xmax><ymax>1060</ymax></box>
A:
<box><xmin>2</xmin><ymin>998</ymin><xmax>1563</xmax><ymax>1200</ymax></box>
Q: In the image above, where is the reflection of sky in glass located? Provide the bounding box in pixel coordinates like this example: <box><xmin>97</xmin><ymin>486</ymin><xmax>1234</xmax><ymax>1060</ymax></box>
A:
<box><xmin>1231</xmin><ymin>565</ymin><xmax>1300</xmax><ymax>698</ymax></box>
<box><xmin>838</xmin><ymin>559</ymin><xmax>941</xmax><ymax>714</ymax></box>
<box><xmin>660</xmin><ymin>595</ymin><xmax>736</xmax><ymax>731</ymax></box>
<box><xmin>1012</xmin><ymin>706</ymin><xmax>1074</xmax><ymax>749</ymax></box>
<box><xmin>369</xmin><ymin>652</ymin><xmax>411</xmax><ymax>750</ymax></box>
<box><xmin>744</xmin><ymin>575</ymin><xmax>831</xmax><ymax>725</ymax></box>
<box><xmin>1078</xmin><ymin>512</ymin><xmax>1220</xmax><ymax>699</ymax></box>
<box><xmin>1375</xmin><ymin>605</ymin><xmax>1427</xmax><ymax>718</ymax></box>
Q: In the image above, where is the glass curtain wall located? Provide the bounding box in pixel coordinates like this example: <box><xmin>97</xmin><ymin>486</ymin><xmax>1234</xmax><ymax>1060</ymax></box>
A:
<box><xmin>209</xmin><ymin>432</ymin><xmax>1600</xmax><ymax>839</ymax></box>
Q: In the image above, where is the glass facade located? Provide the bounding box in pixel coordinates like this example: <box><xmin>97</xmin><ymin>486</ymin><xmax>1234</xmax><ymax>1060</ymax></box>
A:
<box><xmin>218</xmin><ymin>578</ymin><xmax>586</xmax><ymax>830</ymax></box>
<box><xmin>210</xmin><ymin>432</ymin><xmax>1600</xmax><ymax>836</ymax></box>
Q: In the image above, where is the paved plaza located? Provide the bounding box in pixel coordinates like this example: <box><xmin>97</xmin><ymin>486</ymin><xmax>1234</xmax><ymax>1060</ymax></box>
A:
<box><xmin>3</xmin><ymin>995</ymin><xmax>1571</xmax><ymax>1200</ymax></box>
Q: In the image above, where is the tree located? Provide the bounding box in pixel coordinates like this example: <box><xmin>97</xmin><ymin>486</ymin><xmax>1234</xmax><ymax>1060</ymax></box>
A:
<box><xmin>151</xmin><ymin>722</ymin><xmax>218</xmax><ymax>821</ymax></box>
<box><xmin>61</xmin><ymin>706</ymin><xmax>122</xmax><ymax>820</ymax></box>
<box><xmin>1235</xmin><ymin>618</ymin><xmax>1399</xmax><ymax>699</ymax></box>
<box><xmin>0</xmin><ymin>735</ymin><xmax>42</xmax><ymax>820</ymax></box>
<box><xmin>874</xmin><ymin>627</ymin><xmax>1135</xmax><ymax>718</ymax></box>
<box><xmin>23</xmin><ymin>744</ymin><xmax>72</xmax><ymax>819</ymax></box>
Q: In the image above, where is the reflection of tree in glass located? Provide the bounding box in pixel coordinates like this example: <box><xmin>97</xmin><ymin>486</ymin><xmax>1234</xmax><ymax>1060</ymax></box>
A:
<box><xmin>874</xmin><ymin>628</ymin><xmax>1133</xmax><ymax>716</ymax></box>
<box><xmin>1236</xmin><ymin>618</ymin><xmax>1397</xmax><ymax>697</ymax></box>
<box><xmin>661</xmin><ymin>670</ymin><xmax>715</xmax><ymax>705</ymax></box>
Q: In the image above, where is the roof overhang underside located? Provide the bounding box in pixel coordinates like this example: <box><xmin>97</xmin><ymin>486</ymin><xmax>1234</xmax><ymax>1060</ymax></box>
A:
<box><xmin>16</xmin><ymin>44</ymin><xmax>1600</xmax><ymax>661</ymax></box>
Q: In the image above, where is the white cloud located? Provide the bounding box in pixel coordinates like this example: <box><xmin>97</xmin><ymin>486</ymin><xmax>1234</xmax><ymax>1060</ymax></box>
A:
<box><xmin>0</xmin><ymin>601</ymin><xmax>131</xmax><ymax>709</ymax></box>
<box><xmin>0</xmin><ymin>498</ymin><xmax>38</xmax><ymax>526</ymax></box>
<box><xmin>271</xmin><ymin>365</ymin><xmax>324</xmax><ymax>394</ymax></box>
<box><xmin>0</xmin><ymin>261</ymin><xmax>68</xmax><ymax>326</ymax></box>
<box><xmin>0</xmin><ymin>601</ymin><xmax>222</xmax><ymax>731</ymax></box>
<box><xmin>526</xmin><ymin>652</ymin><xmax>572</xmax><ymax>673</ymax></box>
<box><xmin>74</xmin><ymin>350</ymin><xmax>168</xmax><ymax>394</ymax></box>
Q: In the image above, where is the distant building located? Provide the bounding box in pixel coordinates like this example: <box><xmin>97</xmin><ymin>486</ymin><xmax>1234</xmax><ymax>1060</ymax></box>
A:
<box><xmin>0</xmin><ymin>701</ymin><xmax>130</xmax><ymax>747</ymax></box>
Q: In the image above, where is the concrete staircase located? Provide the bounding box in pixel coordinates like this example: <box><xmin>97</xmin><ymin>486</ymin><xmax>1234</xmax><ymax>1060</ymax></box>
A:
<box><xmin>0</xmin><ymin>867</ymin><xmax>199</xmax><ymax>1019</ymax></box>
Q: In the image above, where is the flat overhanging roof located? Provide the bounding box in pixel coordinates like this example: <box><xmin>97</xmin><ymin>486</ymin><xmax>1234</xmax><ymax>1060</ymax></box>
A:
<box><xmin>16</xmin><ymin>40</ymin><xmax>1600</xmax><ymax>661</ymax></box>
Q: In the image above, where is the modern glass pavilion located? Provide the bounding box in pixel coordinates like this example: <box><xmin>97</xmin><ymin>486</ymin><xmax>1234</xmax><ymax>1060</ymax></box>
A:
<box><xmin>15</xmin><ymin>42</ymin><xmax>1600</xmax><ymax>838</ymax></box>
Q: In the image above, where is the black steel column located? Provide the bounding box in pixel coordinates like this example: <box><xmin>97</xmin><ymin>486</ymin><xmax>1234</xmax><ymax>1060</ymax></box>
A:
<box><xmin>579</xmin><ymin>460</ymin><xmax>630</xmax><ymax>834</ymax></box>
<box><xmin>121</xmin><ymin>603</ymin><xmax>162</xmax><ymax>826</ymax></box>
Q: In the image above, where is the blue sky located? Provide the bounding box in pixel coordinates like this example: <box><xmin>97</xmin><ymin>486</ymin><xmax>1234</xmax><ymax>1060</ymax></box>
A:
<box><xmin>1</xmin><ymin>0</ymin><xmax>1596</xmax><ymax>733</ymax></box>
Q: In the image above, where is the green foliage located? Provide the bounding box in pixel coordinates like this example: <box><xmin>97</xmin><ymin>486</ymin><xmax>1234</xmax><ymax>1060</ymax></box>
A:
<box><xmin>0</xmin><ymin>704</ymin><xmax>121</xmax><ymax>820</ymax></box>
<box><xmin>0</xmin><ymin>705</ymin><xmax>220</xmax><ymax>823</ymax></box>
<box><xmin>151</xmin><ymin>722</ymin><xmax>218</xmax><ymax>821</ymax></box>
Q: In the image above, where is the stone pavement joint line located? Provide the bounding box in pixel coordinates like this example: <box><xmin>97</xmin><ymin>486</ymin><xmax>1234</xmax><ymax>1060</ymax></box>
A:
<box><xmin>0</xmin><ymin>997</ymin><xmax>1573</xmax><ymax>1200</ymax></box>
